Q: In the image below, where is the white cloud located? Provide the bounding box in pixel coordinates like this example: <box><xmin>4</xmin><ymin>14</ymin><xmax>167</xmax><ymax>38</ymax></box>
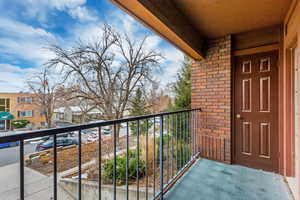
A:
<box><xmin>19</xmin><ymin>0</ymin><xmax>95</xmax><ymax>23</ymax></box>
<box><xmin>68</xmin><ymin>6</ymin><xmax>97</xmax><ymax>22</ymax></box>
<box><xmin>70</xmin><ymin>11</ymin><xmax>140</xmax><ymax>39</ymax></box>
<box><xmin>0</xmin><ymin>64</ymin><xmax>38</xmax><ymax>92</ymax></box>
<box><xmin>144</xmin><ymin>35</ymin><xmax>162</xmax><ymax>50</ymax></box>
<box><xmin>163</xmin><ymin>47</ymin><xmax>185</xmax><ymax>64</ymax></box>
<box><xmin>70</xmin><ymin>23</ymin><xmax>103</xmax><ymax>42</ymax></box>
<box><xmin>0</xmin><ymin>18</ymin><xmax>54</xmax><ymax>39</ymax></box>
<box><xmin>49</xmin><ymin>0</ymin><xmax>86</xmax><ymax>10</ymax></box>
<box><xmin>153</xmin><ymin>47</ymin><xmax>184</xmax><ymax>87</ymax></box>
<box><xmin>0</xmin><ymin>18</ymin><xmax>56</xmax><ymax>65</ymax></box>
<box><xmin>0</xmin><ymin>63</ymin><xmax>24</xmax><ymax>73</ymax></box>
<box><xmin>108</xmin><ymin>11</ymin><xmax>141</xmax><ymax>38</ymax></box>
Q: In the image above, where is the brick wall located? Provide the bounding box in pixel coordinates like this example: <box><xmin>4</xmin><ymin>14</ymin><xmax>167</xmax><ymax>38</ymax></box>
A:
<box><xmin>192</xmin><ymin>35</ymin><xmax>232</xmax><ymax>163</ymax></box>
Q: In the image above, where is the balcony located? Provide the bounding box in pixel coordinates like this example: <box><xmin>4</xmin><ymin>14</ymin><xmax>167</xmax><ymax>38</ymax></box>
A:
<box><xmin>0</xmin><ymin>108</ymin><xmax>292</xmax><ymax>200</ymax></box>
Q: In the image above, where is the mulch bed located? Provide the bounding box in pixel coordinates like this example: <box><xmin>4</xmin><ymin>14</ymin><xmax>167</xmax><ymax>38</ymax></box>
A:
<box><xmin>26</xmin><ymin>135</ymin><xmax>135</xmax><ymax>176</ymax></box>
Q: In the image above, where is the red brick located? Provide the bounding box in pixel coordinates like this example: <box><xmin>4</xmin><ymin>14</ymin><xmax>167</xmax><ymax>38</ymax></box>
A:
<box><xmin>192</xmin><ymin>35</ymin><xmax>231</xmax><ymax>163</ymax></box>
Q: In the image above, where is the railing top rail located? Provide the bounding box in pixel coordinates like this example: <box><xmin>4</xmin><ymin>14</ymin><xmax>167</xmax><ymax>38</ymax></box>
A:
<box><xmin>0</xmin><ymin>108</ymin><xmax>201</xmax><ymax>143</ymax></box>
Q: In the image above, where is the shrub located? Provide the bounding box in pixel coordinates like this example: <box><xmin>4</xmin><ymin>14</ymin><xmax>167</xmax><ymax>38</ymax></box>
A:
<box><xmin>130</xmin><ymin>119</ymin><xmax>153</xmax><ymax>135</ymax></box>
<box><xmin>155</xmin><ymin>135</ymin><xmax>170</xmax><ymax>146</ymax></box>
<box><xmin>140</xmin><ymin>135</ymin><xmax>155</xmax><ymax>173</ymax></box>
<box><xmin>172</xmin><ymin>140</ymin><xmax>191</xmax><ymax>170</ymax></box>
<box><xmin>12</xmin><ymin>120</ymin><xmax>30</xmax><ymax>129</ymax></box>
<box><xmin>103</xmin><ymin>150</ymin><xmax>146</xmax><ymax>184</ymax></box>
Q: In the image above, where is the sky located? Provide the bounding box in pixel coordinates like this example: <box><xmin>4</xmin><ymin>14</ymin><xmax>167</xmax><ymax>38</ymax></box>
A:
<box><xmin>0</xmin><ymin>0</ymin><xmax>184</xmax><ymax>92</ymax></box>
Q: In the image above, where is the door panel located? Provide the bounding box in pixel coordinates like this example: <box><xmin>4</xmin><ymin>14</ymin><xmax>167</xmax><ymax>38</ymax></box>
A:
<box><xmin>235</xmin><ymin>51</ymin><xmax>279</xmax><ymax>172</ymax></box>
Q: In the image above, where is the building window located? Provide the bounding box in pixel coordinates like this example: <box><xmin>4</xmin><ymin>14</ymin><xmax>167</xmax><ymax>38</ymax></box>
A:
<box><xmin>59</xmin><ymin>113</ymin><xmax>64</xmax><ymax>120</ymax></box>
<box><xmin>18</xmin><ymin>110</ymin><xmax>33</xmax><ymax>117</ymax></box>
<box><xmin>0</xmin><ymin>98</ymin><xmax>10</xmax><ymax>112</ymax></box>
<box><xmin>17</xmin><ymin>97</ymin><xmax>33</xmax><ymax>104</ymax></box>
<box><xmin>0</xmin><ymin>121</ymin><xmax>5</xmax><ymax>131</ymax></box>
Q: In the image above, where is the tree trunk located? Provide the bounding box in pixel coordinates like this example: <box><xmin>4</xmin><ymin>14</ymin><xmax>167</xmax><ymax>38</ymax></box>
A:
<box><xmin>111</xmin><ymin>124</ymin><xmax>121</xmax><ymax>148</ymax></box>
<box><xmin>47</xmin><ymin>117</ymin><xmax>52</xmax><ymax>128</ymax></box>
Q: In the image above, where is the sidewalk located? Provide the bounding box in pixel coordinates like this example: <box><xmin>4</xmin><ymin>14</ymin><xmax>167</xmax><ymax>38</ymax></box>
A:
<box><xmin>0</xmin><ymin>163</ymin><xmax>73</xmax><ymax>200</ymax></box>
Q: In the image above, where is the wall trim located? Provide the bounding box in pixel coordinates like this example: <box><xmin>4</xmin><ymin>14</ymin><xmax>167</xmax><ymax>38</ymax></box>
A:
<box><xmin>233</xmin><ymin>44</ymin><xmax>280</xmax><ymax>56</ymax></box>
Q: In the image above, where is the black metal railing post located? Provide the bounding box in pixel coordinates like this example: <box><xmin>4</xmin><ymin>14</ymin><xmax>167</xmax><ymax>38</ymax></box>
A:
<box><xmin>184</xmin><ymin>112</ymin><xmax>187</xmax><ymax>165</ymax></box>
<box><xmin>186</xmin><ymin>112</ymin><xmax>188</xmax><ymax>164</ymax></box>
<box><xmin>153</xmin><ymin>117</ymin><xmax>156</xmax><ymax>198</ymax></box>
<box><xmin>180</xmin><ymin>113</ymin><xmax>183</xmax><ymax>168</ymax></box>
<box><xmin>166</xmin><ymin>115</ymin><xmax>170</xmax><ymax>183</ymax></box>
<box><xmin>126</xmin><ymin>122</ymin><xmax>129</xmax><ymax>200</ymax></box>
<box><xmin>53</xmin><ymin>134</ymin><xmax>57</xmax><ymax>200</ymax></box>
<box><xmin>176</xmin><ymin>114</ymin><xmax>179</xmax><ymax>171</ymax></box>
<box><xmin>137</xmin><ymin>120</ymin><xmax>140</xmax><ymax>200</ymax></box>
<box><xmin>20</xmin><ymin>139</ymin><xmax>24</xmax><ymax>200</ymax></box>
<box><xmin>193</xmin><ymin>110</ymin><xmax>196</xmax><ymax>156</ymax></box>
<box><xmin>113</xmin><ymin>124</ymin><xmax>117</xmax><ymax>200</ymax></box>
<box><xmin>78</xmin><ymin>130</ymin><xmax>82</xmax><ymax>200</ymax></box>
<box><xmin>171</xmin><ymin>114</ymin><xmax>174</xmax><ymax>178</ymax></box>
<box><xmin>98</xmin><ymin>127</ymin><xmax>102</xmax><ymax>200</ymax></box>
<box><xmin>146</xmin><ymin>119</ymin><xmax>149</xmax><ymax>200</ymax></box>
<box><xmin>159</xmin><ymin>115</ymin><xmax>164</xmax><ymax>200</ymax></box>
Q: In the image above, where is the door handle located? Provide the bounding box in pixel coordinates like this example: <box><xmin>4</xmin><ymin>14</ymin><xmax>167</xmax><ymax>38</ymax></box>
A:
<box><xmin>236</xmin><ymin>114</ymin><xmax>242</xmax><ymax>119</ymax></box>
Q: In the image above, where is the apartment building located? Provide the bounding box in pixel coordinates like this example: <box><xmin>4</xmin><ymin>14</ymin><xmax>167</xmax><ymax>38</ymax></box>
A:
<box><xmin>0</xmin><ymin>93</ymin><xmax>46</xmax><ymax>131</ymax></box>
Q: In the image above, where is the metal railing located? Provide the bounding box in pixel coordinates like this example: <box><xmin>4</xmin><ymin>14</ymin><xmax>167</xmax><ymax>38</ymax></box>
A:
<box><xmin>0</xmin><ymin>108</ymin><xmax>201</xmax><ymax>200</ymax></box>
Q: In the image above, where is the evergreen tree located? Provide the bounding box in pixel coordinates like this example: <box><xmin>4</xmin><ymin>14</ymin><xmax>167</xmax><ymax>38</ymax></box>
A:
<box><xmin>168</xmin><ymin>56</ymin><xmax>191</xmax><ymax>152</ymax></box>
<box><xmin>129</xmin><ymin>88</ymin><xmax>150</xmax><ymax>134</ymax></box>
<box><xmin>170</xmin><ymin>56</ymin><xmax>192</xmax><ymax>110</ymax></box>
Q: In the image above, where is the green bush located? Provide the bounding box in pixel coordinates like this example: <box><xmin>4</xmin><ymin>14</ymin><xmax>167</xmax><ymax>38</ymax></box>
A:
<box><xmin>103</xmin><ymin>150</ymin><xmax>146</xmax><ymax>184</ymax></box>
<box><xmin>155</xmin><ymin>135</ymin><xmax>170</xmax><ymax>146</ymax></box>
<box><xmin>172</xmin><ymin>140</ymin><xmax>191</xmax><ymax>170</ymax></box>
<box><xmin>130</xmin><ymin>119</ymin><xmax>153</xmax><ymax>135</ymax></box>
<box><xmin>12</xmin><ymin>120</ymin><xmax>30</xmax><ymax>129</ymax></box>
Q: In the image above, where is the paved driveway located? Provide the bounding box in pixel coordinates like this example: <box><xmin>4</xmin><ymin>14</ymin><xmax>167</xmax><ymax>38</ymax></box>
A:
<box><xmin>165</xmin><ymin>159</ymin><xmax>293</xmax><ymax>200</ymax></box>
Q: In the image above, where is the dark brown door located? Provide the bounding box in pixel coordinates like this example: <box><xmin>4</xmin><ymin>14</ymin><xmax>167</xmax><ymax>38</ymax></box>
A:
<box><xmin>234</xmin><ymin>51</ymin><xmax>279</xmax><ymax>172</ymax></box>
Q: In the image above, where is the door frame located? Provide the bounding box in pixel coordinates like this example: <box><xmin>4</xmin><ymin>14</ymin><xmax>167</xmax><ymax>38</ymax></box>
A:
<box><xmin>291</xmin><ymin>45</ymin><xmax>299</xmax><ymax>177</ymax></box>
<box><xmin>231</xmin><ymin>45</ymin><xmax>281</xmax><ymax>171</ymax></box>
<box><xmin>293</xmin><ymin>46</ymin><xmax>299</xmax><ymax>198</ymax></box>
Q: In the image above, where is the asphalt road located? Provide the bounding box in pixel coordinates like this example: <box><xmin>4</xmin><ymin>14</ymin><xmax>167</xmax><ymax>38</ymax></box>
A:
<box><xmin>0</xmin><ymin>143</ymin><xmax>37</xmax><ymax>167</ymax></box>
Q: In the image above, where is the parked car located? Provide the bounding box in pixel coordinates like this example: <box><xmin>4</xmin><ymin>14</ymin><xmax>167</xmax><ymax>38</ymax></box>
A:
<box><xmin>36</xmin><ymin>138</ymin><xmax>78</xmax><ymax>151</ymax></box>
<box><xmin>102</xmin><ymin>128</ymin><xmax>111</xmax><ymax>135</ymax></box>
<box><xmin>86</xmin><ymin>134</ymin><xmax>98</xmax><ymax>142</ymax></box>
<box><xmin>40</xmin><ymin>132</ymin><xmax>72</xmax><ymax>141</ymax></box>
<box><xmin>81</xmin><ymin>129</ymin><xmax>95</xmax><ymax>135</ymax></box>
<box><xmin>0</xmin><ymin>141</ymin><xmax>19</xmax><ymax>148</ymax></box>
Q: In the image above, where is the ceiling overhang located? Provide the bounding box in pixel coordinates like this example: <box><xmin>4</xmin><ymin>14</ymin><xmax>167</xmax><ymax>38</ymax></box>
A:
<box><xmin>109</xmin><ymin>0</ymin><xmax>205</xmax><ymax>60</ymax></box>
<box><xmin>109</xmin><ymin>0</ymin><xmax>292</xmax><ymax>60</ymax></box>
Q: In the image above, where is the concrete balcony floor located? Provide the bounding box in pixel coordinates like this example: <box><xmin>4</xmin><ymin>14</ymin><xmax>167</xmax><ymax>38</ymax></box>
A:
<box><xmin>165</xmin><ymin>159</ymin><xmax>293</xmax><ymax>200</ymax></box>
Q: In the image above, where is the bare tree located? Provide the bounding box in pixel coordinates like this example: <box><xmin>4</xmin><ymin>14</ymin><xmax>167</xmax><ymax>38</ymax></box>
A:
<box><xmin>76</xmin><ymin>98</ymin><xmax>97</xmax><ymax>123</ymax></box>
<box><xmin>147</xmin><ymin>82</ymin><xmax>160</xmax><ymax>113</ymax></box>
<box><xmin>27</xmin><ymin>67</ymin><xmax>63</xmax><ymax>128</ymax></box>
<box><xmin>46</xmin><ymin>24</ymin><xmax>163</xmax><ymax>140</ymax></box>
